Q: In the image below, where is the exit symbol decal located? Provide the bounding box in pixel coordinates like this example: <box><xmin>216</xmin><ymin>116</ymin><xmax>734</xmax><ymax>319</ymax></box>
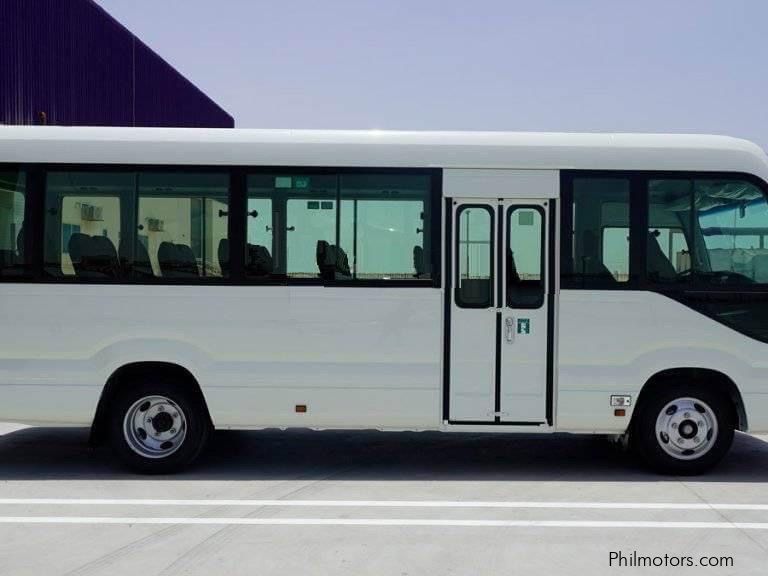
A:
<box><xmin>517</xmin><ymin>318</ymin><xmax>530</xmax><ymax>335</ymax></box>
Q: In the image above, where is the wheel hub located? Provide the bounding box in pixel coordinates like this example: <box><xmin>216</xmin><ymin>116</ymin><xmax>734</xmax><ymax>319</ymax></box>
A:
<box><xmin>655</xmin><ymin>397</ymin><xmax>718</xmax><ymax>461</ymax></box>
<box><xmin>152</xmin><ymin>411</ymin><xmax>174</xmax><ymax>434</ymax></box>
<box><xmin>123</xmin><ymin>395</ymin><xmax>187</xmax><ymax>459</ymax></box>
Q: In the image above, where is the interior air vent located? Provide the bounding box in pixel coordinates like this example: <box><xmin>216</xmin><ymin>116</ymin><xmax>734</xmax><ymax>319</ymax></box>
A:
<box><xmin>80</xmin><ymin>204</ymin><xmax>103</xmax><ymax>222</ymax></box>
<box><xmin>147</xmin><ymin>218</ymin><xmax>165</xmax><ymax>232</ymax></box>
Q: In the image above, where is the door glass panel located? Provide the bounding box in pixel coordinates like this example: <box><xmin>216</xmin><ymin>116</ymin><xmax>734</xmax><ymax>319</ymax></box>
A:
<box><xmin>507</xmin><ymin>207</ymin><xmax>544</xmax><ymax>308</ymax></box>
<box><xmin>456</xmin><ymin>206</ymin><xmax>493</xmax><ymax>308</ymax></box>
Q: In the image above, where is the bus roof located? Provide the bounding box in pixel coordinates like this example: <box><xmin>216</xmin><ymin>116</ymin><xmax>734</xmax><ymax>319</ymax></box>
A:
<box><xmin>1</xmin><ymin>126</ymin><xmax>767</xmax><ymax>180</ymax></box>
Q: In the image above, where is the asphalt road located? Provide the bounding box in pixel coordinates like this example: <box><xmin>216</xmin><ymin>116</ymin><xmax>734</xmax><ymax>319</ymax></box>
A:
<box><xmin>1</xmin><ymin>423</ymin><xmax>767</xmax><ymax>575</ymax></box>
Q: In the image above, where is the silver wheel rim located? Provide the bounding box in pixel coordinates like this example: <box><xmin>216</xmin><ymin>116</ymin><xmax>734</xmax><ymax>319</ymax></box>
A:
<box><xmin>123</xmin><ymin>395</ymin><xmax>187</xmax><ymax>459</ymax></box>
<box><xmin>655</xmin><ymin>397</ymin><xmax>718</xmax><ymax>461</ymax></box>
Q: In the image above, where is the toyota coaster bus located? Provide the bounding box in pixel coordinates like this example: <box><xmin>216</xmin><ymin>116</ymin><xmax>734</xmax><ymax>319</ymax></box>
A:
<box><xmin>1</xmin><ymin>127</ymin><xmax>767</xmax><ymax>474</ymax></box>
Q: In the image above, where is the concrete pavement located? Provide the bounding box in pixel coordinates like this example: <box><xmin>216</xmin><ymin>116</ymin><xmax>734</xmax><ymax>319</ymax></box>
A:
<box><xmin>0</xmin><ymin>424</ymin><xmax>767</xmax><ymax>575</ymax></box>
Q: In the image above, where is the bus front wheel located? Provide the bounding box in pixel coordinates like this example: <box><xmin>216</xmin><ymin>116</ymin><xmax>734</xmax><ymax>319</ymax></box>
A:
<box><xmin>633</xmin><ymin>385</ymin><xmax>734</xmax><ymax>475</ymax></box>
<box><xmin>108</xmin><ymin>379</ymin><xmax>210</xmax><ymax>474</ymax></box>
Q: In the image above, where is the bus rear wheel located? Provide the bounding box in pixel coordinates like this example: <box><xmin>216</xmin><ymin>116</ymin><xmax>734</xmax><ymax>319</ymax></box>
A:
<box><xmin>108</xmin><ymin>379</ymin><xmax>210</xmax><ymax>474</ymax></box>
<box><xmin>633</xmin><ymin>385</ymin><xmax>734</xmax><ymax>475</ymax></box>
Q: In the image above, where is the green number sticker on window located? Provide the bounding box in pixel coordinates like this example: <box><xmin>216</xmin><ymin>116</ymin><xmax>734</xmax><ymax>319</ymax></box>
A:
<box><xmin>518</xmin><ymin>211</ymin><xmax>534</xmax><ymax>226</ymax></box>
<box><xmin>517</xmin><ymin>318</ymin><xmax>531</xmax><ymax>334</ymax></box>
<box><xmin>275</xmin><ymin>176</ymin><xmax>292</xmax><ymax>188</ymax></box>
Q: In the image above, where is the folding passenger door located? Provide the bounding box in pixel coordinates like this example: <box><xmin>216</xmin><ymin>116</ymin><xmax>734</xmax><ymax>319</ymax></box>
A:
<box><xmin>445</xmin><ymin>170</ymin><xmax>557</xmax><ymax>425</ymax></box>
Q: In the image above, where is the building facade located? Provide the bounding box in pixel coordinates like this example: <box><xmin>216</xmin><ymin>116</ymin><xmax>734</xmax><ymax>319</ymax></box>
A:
<box><xmin>1</xmin><ymin>0</ymin><xmax>233</xmax><ymax>276</ymax></box>
<box><xmin>0</xmin><ymin>0</ymin><xmax>233</xmax><ymax>128</ymax></box>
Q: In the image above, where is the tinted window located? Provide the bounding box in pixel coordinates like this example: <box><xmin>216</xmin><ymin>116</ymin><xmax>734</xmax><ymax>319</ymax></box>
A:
<box><xmin>647</xmin><ymin>179</ymin><xmax>693</xmax><ymax>282</ymax></box>
<box><xmin>698</xmin><ymin>180</ymin><xmax>768</xmax><ymax>284</ymax></box>
<box><xmin>247</xmin><ymin>174</ymin><xmax>337</xmax><ymax>279</ymax></box>
<box><xmin>245</xmin><ymin>179</ymin><xmax>274</xmax><ymax>278</ymax></box>
<box><xmin>456</xmin><ymin>206</ymin><xmax>493</xmax><ymax>308</ymax></box>
<box><xmin>565</xmin><ymin>177</ymin><xmax>630</xmax><ymax>286</ymax></box>
<box><xmin>137</xmin><ymin>173</ymin><xmax>229</xmax><ymax>279</ymax></box>
<box><xmin>340</xmin><ymin>174</ymin><xmax>432</xmax><ymax>280</ymax></box>
<box><xmin>44</xmin><ymin>171</ymin><xmax>230</xmax><ymax>280</ymax></box>
<box><xmin>286</xmin><ymin>176</ymin><xmax>338</xmax><ymax>278</ymax></box>
<box><xmin>648</xmin><ymin>178</ymin><xmax>768</xmax><ymax>286</ymax></box>
<box><xmin>507</xmin><ymin>207</ymin><xmax>544</xmax><ymax>308</ymax></box>
<box><xmin>246</xmin><ymin>172</ymin><xmax>433</xmax><ymax>282</ymax></box>
<box><xmin>601</xmin><ymin>227</ymin><xmax>629</xmax><ymax>280</ymax></box>
<box><xmin>0</xmin><ymin>170</ymin><xmax>27</xmax><ymax>278</ymax></box>
<box><xmin>40</xmin><ymin>167</ymin><xmax>435</xmax><ymax>284</ymax></box>
<box><xmin>44</xmin><ymin>172</ymin><xmax>129</xmax><ymax>278</ymax></box>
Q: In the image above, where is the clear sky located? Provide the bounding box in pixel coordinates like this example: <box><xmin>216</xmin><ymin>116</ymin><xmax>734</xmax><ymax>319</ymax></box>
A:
<box><xmin>97</xmin><ymin>0</ymin><xmax>767</xmax><ymax>150</ymax></box>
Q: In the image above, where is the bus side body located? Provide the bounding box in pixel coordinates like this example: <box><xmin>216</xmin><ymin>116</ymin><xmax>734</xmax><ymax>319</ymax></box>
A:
<box><xmin>2</xmin><ymin>128</ymin><xmax>768</xmax><ymax>473</ymax></box>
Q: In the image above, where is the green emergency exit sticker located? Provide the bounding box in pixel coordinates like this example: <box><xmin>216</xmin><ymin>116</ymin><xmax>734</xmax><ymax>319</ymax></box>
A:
<box><xmin>517</xmin><ymin>318</ymin><xmax>531</xmax><ymax>335</ymax></box>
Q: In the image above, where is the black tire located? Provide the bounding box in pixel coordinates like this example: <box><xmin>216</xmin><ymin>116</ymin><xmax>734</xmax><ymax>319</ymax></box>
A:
<box><xmin>108</xmin><ymin>377</ymin><xmax>210</xmax><ymax>474</ymax></box>
<box><xmin>633</xmin><ymin>384</ymin><xmax>734</xmax><ymax>475</ymax></box>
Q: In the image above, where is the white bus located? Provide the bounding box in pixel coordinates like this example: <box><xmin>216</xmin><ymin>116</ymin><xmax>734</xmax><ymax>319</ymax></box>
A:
<box><xmin>1</xmin><ymin>127</ymin><xmax>767</xmax><ymax>474</ymax></box>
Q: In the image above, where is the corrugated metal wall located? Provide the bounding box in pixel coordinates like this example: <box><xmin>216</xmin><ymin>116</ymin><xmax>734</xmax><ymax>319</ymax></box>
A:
<box><xmin>0</xmin><ymin>0</ymin><xmax>234</xmax><ymax>127</ymax></box>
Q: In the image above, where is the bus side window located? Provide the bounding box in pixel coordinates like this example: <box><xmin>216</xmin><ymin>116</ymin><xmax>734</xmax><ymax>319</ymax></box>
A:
<box><xmin>340</xmin><ymin>174</ymin><xmax>432</xmax><ymax>281</ymax></box>
<box><xmin>0</xmin><ymin>169</ymin><xmax>28</xmax><ymax>278</ymax></box>
<box><xmin>564</xmin><ymin>177</ymin><xmax>630</xmax><ymax>287</ymax></box>
<box><xmin>137</xmin><ymin>172</ymin><xmax>230</xmax><ymax>279</ymax></box>
<box><xmin>648</xmin><ymin>178</ymin><xmax>768</xmax><ymax>285</ymax></box>
<box><xmin>44</xmin><ymin>172</ymin><xmax>130</xmax><ymax>279</ymax></box>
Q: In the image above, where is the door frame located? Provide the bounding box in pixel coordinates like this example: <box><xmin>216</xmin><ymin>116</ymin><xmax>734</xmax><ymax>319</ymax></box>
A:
<box><xmin>441</xmin><ymin>170</ymin><xmax>559</xmax><ymax>427</ymax></box>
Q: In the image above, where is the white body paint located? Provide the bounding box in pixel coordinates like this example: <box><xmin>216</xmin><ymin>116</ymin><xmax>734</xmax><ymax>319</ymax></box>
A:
<box><xmin>1</xmin><ymin>127</ymin><xmax>768</xmax><ymax>434</ymax></box>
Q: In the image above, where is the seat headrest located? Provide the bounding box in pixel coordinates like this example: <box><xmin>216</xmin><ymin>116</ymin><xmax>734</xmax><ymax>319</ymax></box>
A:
<box><xmin>413</xmin><ymin>245</ymin><xmax>424</xmax><ymax>276</ymax></box>
<box><xmin>68</xmin><ymin>232</ymin><xmax>90</xmax><ymax>262</ymax></box>
<box><xmin>158</xmin><ymin>241</ymin><xmax>176</xmax><ymax>263</ymax></box>
<box><xmin>158</xmin><ymin>242</ymin><xmax>199</xmax><ymax>277</ymax></box>
<box><xmin>218</xmin><ymin>238</ymin><xmax>229</xmax><ymax>267</ymax></box>
<box><xmin>91</xmin><ymin>235</ymin><xmax>118</xmax><ymax>259</ymax></box>
<box><xmin>333</xmin><ymin>245</ymin><xmax>351</xmax><ymax>277</ymax></box>
<box><xmin>247</xmin><ymin>244</ymin><xmax>274</xmax><ymax>276</ymax></box>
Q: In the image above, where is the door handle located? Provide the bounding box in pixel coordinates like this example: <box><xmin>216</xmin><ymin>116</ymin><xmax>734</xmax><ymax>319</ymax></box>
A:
<box><xmin>505</xmin><ymin>316</ymin><xmax>515</xmax><ymax>343</ymax></box>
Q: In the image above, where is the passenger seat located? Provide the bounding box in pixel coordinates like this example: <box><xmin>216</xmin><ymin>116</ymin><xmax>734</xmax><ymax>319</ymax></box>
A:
<box><xmin>580</xmin><ymin>230</ymin><xmax>615</xmax><ymax>282</ymax></box>
<box><xmin>316</xmin><ymin>240</ymin><xmax>351</xmax><ymax>280</ymax></box>
<box><xmin>218</xmin><ymin>238</ymin><xmax>229</xmax><ymax>276</ymax></box>
<box><xmin>158</xmin><ymin>242</ymin><xmax>200</xmax><ymax>278</ymax></box>
<box><xmin>647</xmin><ymin>232</ymin><xmax>678</xmax><ymax>282</ymax></box>
<box><xmin>246</xmin><ymin>243</ymin><xmax>274</xmax><ymax>276</ymax></box>
<box><xmin>413</xmin><ymin>245</ymin><xmax>425</xmax><ymax>278</ymax></box>
<box><xmin>68</xmin><ymin>233</ymin><xmax>121</xmax><ymax>279</ymax></box>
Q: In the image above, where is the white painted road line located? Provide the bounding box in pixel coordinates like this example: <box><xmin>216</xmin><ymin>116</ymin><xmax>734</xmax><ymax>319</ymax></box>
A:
<box><xmin>1</xmin><ymin>498</ymin><xmax>768</xmax><ymax>511</ymax></box>
<box><xmin>0</xmin><ymin>517</ymin><xmax>767</xmax><ymax>529</ymax></box>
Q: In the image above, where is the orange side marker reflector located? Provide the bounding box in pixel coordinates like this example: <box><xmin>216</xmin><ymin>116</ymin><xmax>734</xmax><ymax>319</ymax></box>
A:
<box><xmin>295</xmin><ymin>405</ymin><xmax>307</xmax><ymax>413</ymax></box>
<box><xmin>614</xmin><ymin>409</ymin><xmax>626</xmax><ymax>417</ymax></box>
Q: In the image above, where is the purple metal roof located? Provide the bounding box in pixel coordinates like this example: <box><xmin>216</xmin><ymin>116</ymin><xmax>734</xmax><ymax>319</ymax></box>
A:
<box><xmin>0</xmin><ymin>0</ymin><xmax>234</xmax><ymax>128</ymax></box>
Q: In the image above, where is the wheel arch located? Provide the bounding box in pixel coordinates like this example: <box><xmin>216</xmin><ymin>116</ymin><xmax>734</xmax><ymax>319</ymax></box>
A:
<box><xmin>632</xmin><ymin>367</ymin><xmax>747</xmax><ymax>432</ymax></box>
<box><xmin>90</xmin><ymin>361</ymin><xmax>213</xmax><ymax>446</ymax></box>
